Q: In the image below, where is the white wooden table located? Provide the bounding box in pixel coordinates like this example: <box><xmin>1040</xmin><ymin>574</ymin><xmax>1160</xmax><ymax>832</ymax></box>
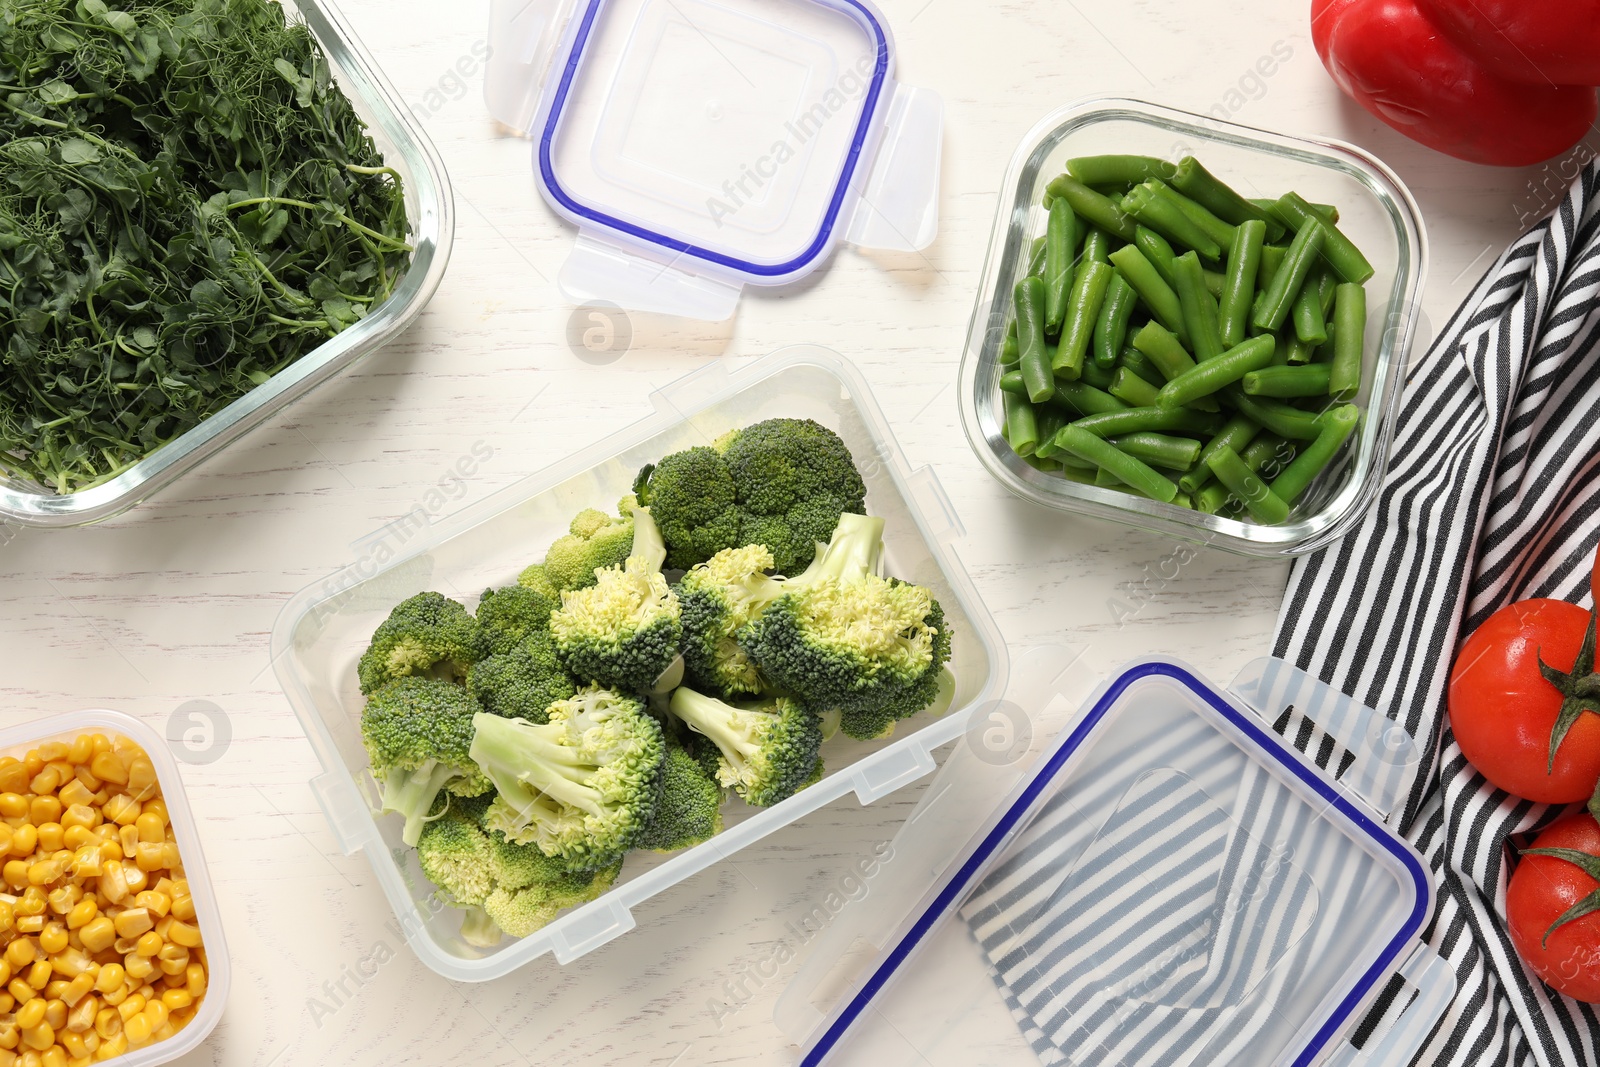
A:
<box><xmin>3</xmin><ymin>0</ymin><xmax>1593</xmax><ymax>1063</ymax></box>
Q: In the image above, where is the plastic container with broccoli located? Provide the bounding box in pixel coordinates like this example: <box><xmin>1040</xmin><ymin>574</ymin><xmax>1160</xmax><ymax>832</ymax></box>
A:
<box><xmin>272</xmin><ymin>347</ymin><xmax>1006</xmax><ymax>981</ymax></box>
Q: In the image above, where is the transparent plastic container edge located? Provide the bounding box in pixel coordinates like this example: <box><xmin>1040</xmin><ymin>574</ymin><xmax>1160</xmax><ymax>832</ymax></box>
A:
<box><xmin>0</xmin><ymin>710</ymin><xmax>232</xmax><ymax>1065</ymax></box>
<box><xmin>958</xmin><ymin>98</ymin><xmax>1427</xmax><ymax>558</ymax></box>
<box><xmin>0</xmin><ymin>0</ymin><xmax>455</xmax><ymax>528</ymax></box>
<box><xmin>270</xmin><ymin>345</ymin><xmax>1009</xmax><ymax>982</ymax></box>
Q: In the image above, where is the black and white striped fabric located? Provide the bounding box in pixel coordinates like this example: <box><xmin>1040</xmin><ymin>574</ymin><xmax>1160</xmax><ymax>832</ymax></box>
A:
<box><xmin>1272</xmin><ymin>159</ymin><xmax>1600</xmax><ymax>1067</ymax></box>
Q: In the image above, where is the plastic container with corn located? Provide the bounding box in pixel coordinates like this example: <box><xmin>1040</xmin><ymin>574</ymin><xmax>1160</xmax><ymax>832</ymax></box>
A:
<box><xmin>0</xmin><ymin>727</ymin><xmax>216</xmax><ymax>1066</ymax></box>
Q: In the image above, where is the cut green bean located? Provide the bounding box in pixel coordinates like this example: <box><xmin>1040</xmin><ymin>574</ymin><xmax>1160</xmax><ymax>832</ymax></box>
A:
<box><xmin>1045</xmin><ymin>175</ymin><xmax>1138</xmax><ymax>241</ymax></box>
<box><xmin>1195</xmin><ymin>482</ymin><xmax>1231</xmax><ymax>514</ymax></box>
<box><xmin>1000</xmin><ymin>330</ymin><xmax>1019</xmax><ymax>366</ymax></box>
<box><xmin>1023</xmin><ymin>454</ymin><xmax>1065</xmax><ymax>474</ymax></box>
<box><xmin>1028</xmin><ymin>235</ymin><xmax>1046</xmax><ymax>277</ymax></box>
<box><xmin>1291</xmin><ymin>272</ymin><xmax>1328</xmax><ymax>345</ymax></box>
<box><xmin>1252</xmin><ymin>220</ymin><xmax>1324</xmax><ymax>333</ymax></box>
<box><xmin>1228</xmin><ymin>389</ymin><xmax>1323</xmax><ymax>439</ymax></box>
<box><xmin>1131</xmin><ymin>321</ymin><xmax>1198</xmax><ymax>381</ymax></box>
<box><xmin>1329</xmin><ymin>282</ymin><xmax>1366</xmax><ymax>399</ymax></box>
<box><xmin>1286</xmin><ymin>334</ymin><xmax>1316</xmax><ymax>365</ymax></box>
<box><xmin>1056</xmin><ymin>379</ymin><xmax>1129</xmax><ymax>417</ymax></box>
<box><xmin>1180</xmin><ymin>415</ymin><xmax>1262</xmax><ymax>494</ymax></box>
<box><xmin>1081</xmin><ymin>228</ymin><xmax>1112</xmax><ymax>264</ymax></box>
<box><xmin>1069</xmin><ymin>406</ymin><xmax>1225</xmax><ymax>438</ymax></box>
<box><xmin>1133</xmin><ymin>226</ymin><xmax>1179</xmax><ymax>287</ymax></box>
<box><xmin>1032</xmin><ymin>408</ymin><xmax>1068</xmax><ymax>458</ymax></box>
<box><xmin>1156</xmin><ymin>335</ymin><xmax>1275</xmax><ymax>408</ymax></box>
<box><xmin>1172</xmin><ymin>491</ymin><xmax>1194</xmax><ymax>510</ymax></box>
<box><xmin>1015</xmin><ymin>276</ymin><xmax>1054</xmax><ymax>401</ymax></box>
<box><xmin>1207</xmin><ymin>446</ymin><xmax>1290</xmax><ymax>523</ymax></box>
<box><xmin>1271</xmin><ymin>404</ymin><xmax>1360</xmax><ymax>503</ymax></box>
<box><xmin>1251</xmin><ymin>197</ymin><xmax>1338</xmax><ymax>225</ymax></box>
<box><xmin>1257</xmin><ymin>244</ymin><xmax>1287</xmax><ymax>292</ymax></box>
<box><xmin>1120</xmin><ymin>346</ymin><xmax>1165</xmax><ymax>387</ymax></box>
<box><xmin>1003</xmin><ymin>390</ymin><xmax>1039</xmax><ymax>456</ymax></box>
<box><xmin>1109</xmin><ymin>432</ymin><xmax>1202</xmax><ymax>471</ymax></box>
<box><xmin>1108</xmin><ymin>367</ymin><xmax>1161</xmax><ymax>407</ymax></box>
<box><xmin>1079</xmin><ymin>360</ymin><xmax>1116</xmax><ymax>390</ymax></box>
<box><xmin>1054</xmin><ymin>261</ymin><xmax>1113</xmax><ymax>380</ymax></box>
<box><xmin>999</xmin><ymin>370</ymin><xmax>1026</xmax><ymax>396</ymax></box>
<box><xmin>1043</xmin><ymin>199</ymin><xmax>1078</xmax><ymax>334</ymax></box>
<box><xmin>1052</xmin><ymin>464</ymin><xmax>1098</xmax><ymax>484</ymax></box>
<box><xmin>1053</xmin><ymin>425</ymin><xmax>1178</xmax><ymax>502</ymax></box>
<box><xmin>1241</xmin><ymin>434</ymin><xmax>1297</xmax><ymax>481</ymax></box>
<box><xmin>1121</xmin><ymin>181</ymin><xmax>1222</xmax><ymax>260</ymax></box>
<box><xmin>1155</xmin><ymin>181</ymin><xmax>1237</xmax><ymax>254</ymax></box>
<box><xmin>1243</xmin><ymin>364</ymin><xmax>1332</xmax><ymax>397</ymax></box>
<box><xmin>1093</xmin><ymin>273</ymin><xmax>1138</xmax><ymax>369</ymax></box>
<box><xmin>1109</xmin><ymin>245</ymin><xmax>1188</xmax><ymax>344</ymax></box>
<box><xmin>1219</xmin><ymin>220</ymin><xmax>1266</xmax><ymax>348</ymax></box>
<box><xmin>1174</xmin><ymin>157</ymin><xmax>1285</xmax><ymax>240</ymax></box>
<box><xmin>1173</xmin><ymin>251</ymin><xmax>1223</xmax><ymax>361</ymax></box>
<box><xmin>1271</xmin><ymin>192</ymin><xmax>1373</xmax><ymax>284</ymax></box>
<box><xmin>1203</xmin><ymin>269</ymin><xmax>1226</xmax><ymax>300</ymax></box>
<box><xmin>1067</xmin><ymin>155</ymin><xmax>1177</xmax><ymax>186</ymax></box>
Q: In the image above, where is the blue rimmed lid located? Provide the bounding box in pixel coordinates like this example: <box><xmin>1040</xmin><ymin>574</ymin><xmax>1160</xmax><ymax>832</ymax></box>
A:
<box><xmin>484</xmin><ymin>0</ymin><xmax>943</xmax><ymax>319</ymax></box>
<box><xmin>795</xmin><ymin>657</ymin><xmax>1453</xmax><ymax>1067</ymax></box>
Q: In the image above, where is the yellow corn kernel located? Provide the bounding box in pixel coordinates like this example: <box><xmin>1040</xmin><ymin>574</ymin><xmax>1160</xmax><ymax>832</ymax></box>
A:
<box><xmin>34</xmin><ymin>827</ymin><xmax>62</xmax><ymax>857</ymax></box>
<box><xmin>91</xmin><ymin>1009</ymin><xmax>118</xmax><ymax>1040</ymax></box>
<box><xmin>37</xmin><ymin>926</ymin><xmax>65</xmax><ymax>956</ymax></box>
<box><xmin>25</xmin><ymin>862</ymin><xmax>60</xmax><ymax>889</ymax></box>
<box><xmin>18</xmin><ymin>1053</ymin><xmax>37</xmax><ymax>1067</ymax></box>
<box><xmin>132</xmin><ymin>933</ymin><xmax>159</xmax><ymax>959</ymax></box>
<box><xmin>168</xmin><ymin>895</ymin><xmax>193</xmax><ymax>923</ymax></box>
<box><xmin>13</xmin><ymin>999</ymin><xmax>42</xmax><ymax>1030</ymax></box>
<box><xmin>0</xmin><ymin>794</ymin><xmax>25</xmax><ymax>820</ymax></box>
<box><xmin>41</xmin><ymin>1045</ymin><xmax>65</xmax><ymax>1067</ymax></box>
<box><xmin>17</xmin><ymin>890</ymin><xmax>44</xmax><ymax>919</ymax></box>
<box><xmin>110</xmin><ymin>910</ymin><xmax>150</xmax><ymax>940</ymax></box>
<box><xmin>154</xmin><ymin>946</ymin><xmax>186</xmax><ymax>977</ymax></box>
<box><xmin>46</xmin><ymin>887</ymin><xmax>78</xmax><ymax>917</ymax></box>
<box><xmin>65</xmin><ymin>994</ymin><xmax>95</xmax><ymax>1033</ymax></box>
<box><xmin>130</xmin><ymin>893</ymin><xmax>166</xmax><ymax>920</ymax></box>
<box><xmin>19</xmin><ymin>1022</ymin><xmax>51</xmax><ymax>1051</ymax></box>
<box><xmin>13</xmin><ymin>916</ymin><xmax>41</xmax><ymax>936</ymax></box>
<box><xmin>114</xmin><ymin>994</ymin><xmax>144</xmax><ymax>1022</ymax></box>
<box><xmin>64</xmin><ymin>901</ymin><xmax>95</xmax><ymax>933</ymax></box>
<box><xmin>8</xmin><ymin>827</ymin><xmax>34</xmax><ymax>860</ymax></box>
<box><xmin>85</xmin><ymin>756</ymin><xmax>123</xmax><ymax>788</ymax></box>
<box><xmin>59</xmin><ymin>829</ymin><xmax>93</xmax><ymax>854</ymax></box>
<box><xmin>125</xmin><ymin>760</ymin><xmax>156</xmax><ymax>798</ymax></box>
<box><xmin>41</xmin><ymin>1000</ymin><xmax>63</xmax><ymax>1030</ymax></box>
<box><xmin>5</xmin><ymin>939</ymin><xmax>34</xmax><ymax>970</ymax></box>
<box><xmin>131</xmin><ymin>814</ymin><xmax>162</xmax><ymax>846</ymax></box>
<box><xmin>34</xmin><ymin>744</ymin><xmax>66</xmax><ymax>763</ymax></box>
<box><xmin>70</xmin><ymin>768</ymin><xmax>98</xmax><ymax>796</ymax></box>
<box><xmin>158</xmin><ymin>843</ymin><xmax>180</xmax><ymax>870</ymax></box>
<box><xmin>93</xmin><ymin>1034</ymin><xmax>124</xmax><ymax>1060</ymax></box>
<box><xmin>65</xmin><ymin>737</ymin><xmax>91</xmax><ymax>767</ymax></box>
<box><xmin>158</xmin><ymin>988</ymin><xmax>190</xmax><ymax>1012</ymax></box>
<box><xmin>2</xmin><ymin>862</ymin><xmax>27</xmax><ymax>892</ymax></box>
<box><xmin>59</xmin><ymin>974</ymin><xmax>92</xmax><ymax>1009</ymax></box>
<box><xmin>0</xmin><ymin>903</ymin><xmax>14</xmax><ymax>935</ymax></box>
<box><xmin>26</xmin><ymin>802</ymin><xmax>59</xmax><ymax>832</ymax></box>
<box><xmin>116</xmin><ymin>867</ymin><xmax>145</xmax><ymax>896</ymax></box>
<box><xmin>27</xmin><ymin>769</ymin><xmax>59</xmax><ymax>797</ymax></box>
<box><xmin>97</xmin><ymin>983</ymin><xmax>125</xmax><ymax>1008</ymax></box>
<box><xmin>42</xmin><ymin>981</ymin><xmax>65</xmax><ymax>1001</ymax></box>
<box><xmin>130</xmin><ymin>845</ymin><xmax>161</xmax><ymax>875</ymax></box>
<box><xmin>95</xmin><ymin>867</ymin><xmax>125</xmax><ymax>908</ymax></box>
<box><xmin>152</xmin><ymin>916</ymin><xmax>170</xmax><ymax>941</ymax></box>
<box><xmin>165</xmin><ymin>921</ymin><xmax>200</xmax><ymax>949</ymax></box>
<box><xmin>121</xmin><ymin>955</ymin><xmax>152</xmax><ymax>981</ymax></box>
<box><xmin>110</xmin><ymin>937</ymin><xmax>135</xmax><ymax>957</ymax></box>
<box><xmin>91</xmin><ymin>965</ymin><xmax>121</xmax><ymax>996</ymax></box>
<box><xmin>25</xmin><ymin>960</ymin><xmax>49</xmax><ymax>990</ymax></box>
<box><xmin>57</xmin><ymin>809</ymin><xmax>92</xmax><ymax>837</ymax></box>
<box><xmin>59</xmin><ymin>1031</ymin><xmax>86</xmax><ymax>1059</ymax></box>
<box><xmin>76</xmin><ymin>920</ymin><xmax>113</xmax><ymax>957</ymax></box>
<box><xmin>183</xmin><ymin>962</ymin><xmax>204</xmax><ymax>998</ymax></box>
<box><xmin>0</xmin><ymin>959</ymin><xmax>11</xmax><ymax>986</ymax></box>
<box><xmin>0</xmin><ymin>825</ymin><xmax>13</xmax><ymax>856</ymax></box>
<box><xmin>55</xmin><ymin>783</ymin><xmax>90</xmax><ymax>812</ymax></box>
<box><xmin>0</xmin><ymin>1021</ymin><xmax>14</xmax><ymax>1049</ymax></box>
<box><xmin>114</xmin><ymin>827</ymin><xmax>137</xmax><ymax>860</ymax></box>
<box><xmin>7</xmin><ymin>979</ymin><xmax>32</xmax><ymax>1004</ymax></box>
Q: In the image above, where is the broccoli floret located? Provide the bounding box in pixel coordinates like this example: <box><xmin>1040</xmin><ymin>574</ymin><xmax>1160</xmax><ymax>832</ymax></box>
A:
<box><xmin>357</xmin><ymin>592</ymin><xmax>484</xmax><ymax>695</ymax></box>
<box><xmin>470</xmin><ymin>687</ymin><xmax>664</xmax><ymax>870</ymax></box>
<box><xmin>677</xmin><ymin>544</ymin><xmax>785</xmax><ymax>698</ymax></box>
<box><xmin>518</xmin><ymin>563</ymin><xmax>560</xmax><ymax>599</ymax></box>
<box><xmin>541</xmin><ymin>504</ymin><xmax>637</xmax><ymax>592</ymax></box>
<box><xmin>635</xmin><ymin>733</ymin><xmax>724</xmax><ymax>852</ymax></box>
<box><xmin>467</xmin><ymin>632</ymin><xmax>577</xmax><ymax>722</ymax></box>
<box><xmin>668</xmin><ymin>688</ymin><xmax>823</xmax><ymax>807</ymax></box>
<box><xmin>636</xmin><ymin>419</ymin><xmax>867</xmax><ymax>575</ymax></box>
<box><xmin>738</xmin><ymin>513</ymin><xmax>952</xmax><ymax>740</ymax></box>
<box><xmin>361</xmin><ymin>679</ymin><xmax>493</xmax><ymax>846</ymax></box>
<box><xmin>718</xmin><ymin>418</ymin><xmax>867</xmax><ymax>575</ymax></box>
<box><xmin>419</xmin><ymin>801</ymin><xmax>620</xmax><ymax>943</ymax></box>
<box><xmin>477</xmin><ymin>585</ymin><xmax>559</xmax><ymax>655</ymax></box>
<box><xmin>550</xmin><ymin>506</ymin><xmax>681</xmax><ymax>693</ymax></box>
<box><xmin>482</xmin><ymin>859</ymin><xmax>623</xmax><ymax>938</ymax></box>
<box><xmin>632</xmin><ymin>448</ymin><xmax>742</xmax><ymax>571</ymax></box>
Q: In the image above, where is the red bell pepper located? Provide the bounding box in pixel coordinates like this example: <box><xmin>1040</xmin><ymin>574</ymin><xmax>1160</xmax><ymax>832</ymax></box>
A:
<box><xmin>1310</xmin><ymin>0</ymin><xmax>1598</xmax><ymax>166</ymax></box>
<box><xmin>1418</xmin><ymin>0</ymin><xmax>1600</xmax><ymax>87</ymax></box>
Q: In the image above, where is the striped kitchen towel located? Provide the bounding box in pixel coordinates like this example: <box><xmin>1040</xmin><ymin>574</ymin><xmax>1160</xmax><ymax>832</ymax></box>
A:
<box><xmin>1271</xmin><ymin>159</ymin><xmax>1600</xmax><ymax>1067</ymax></box>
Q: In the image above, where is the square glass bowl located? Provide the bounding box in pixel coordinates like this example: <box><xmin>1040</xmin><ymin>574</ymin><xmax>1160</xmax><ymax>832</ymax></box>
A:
<box><xmin>0</xmin><ymin>0</ymin><xmax>453</xmax><ymax>528</ymax></box>
<box><xmin>0</xmin><ymin>710</ymin><xmax>230</xmax><ymax>1065</ymax></box>
<box><xmin>958</xmin><ymin>98</ymin><xmax>1427</xmax><ymax>557</ymax></box>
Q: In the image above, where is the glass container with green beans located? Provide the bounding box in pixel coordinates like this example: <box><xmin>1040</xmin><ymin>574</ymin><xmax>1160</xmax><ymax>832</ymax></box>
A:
<box><xmin>960</xmin><ymin>99</ymin><xmax>1426</xmax><ymax>557</ymax></box>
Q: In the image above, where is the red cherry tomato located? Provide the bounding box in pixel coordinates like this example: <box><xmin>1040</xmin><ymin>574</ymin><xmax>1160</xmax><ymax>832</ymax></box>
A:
<box><xmin>1508</xmin><ymin>812</ymin><xmax>1600</xmax><ymax>1003</ymax></box>
<box><xmin>1449</xmin><ymin>599</ymin><xmax>1600</xmax><ymax>803</ymax></box>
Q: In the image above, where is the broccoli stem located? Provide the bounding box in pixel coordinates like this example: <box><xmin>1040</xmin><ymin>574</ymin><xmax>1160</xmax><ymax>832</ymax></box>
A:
<box><xmin>669</xmin><ymin>688</ymin><xmax>759</xmax><ymax>779</ymax></box>
<box><xmin>471</xmin><ymin>715</ymin><xmax>610</xmax><ymax>819</ymax></box>
<box><xmin>789</xmin><ymin>513</ymin><xmax>885</xmax><ymax>588</ymax></box>
<box><xmin>629</xmin><ymin>505</ymin><xmax>668</xmax><ymax>573</ymax></box>
<box><xmin>458</xmin><ymin>905</ymin><xmax>503</xmax><ymax>948</ymax></box>
<box><xmin>379</xmin><ymin>761</ymin><xmax>459</xmax><ymax>847</ymax></box>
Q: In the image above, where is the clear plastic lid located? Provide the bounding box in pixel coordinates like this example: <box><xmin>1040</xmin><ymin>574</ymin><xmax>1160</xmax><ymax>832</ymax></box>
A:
<box><xmin>795</xmin><ymin>658</ymin><xmax>1453</xmax><ymax>1067</ymax></box>
<box><xmin>485</xmin><ymin>0</ymin><xmax>942</xmax><ymax>318</ymax></box>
